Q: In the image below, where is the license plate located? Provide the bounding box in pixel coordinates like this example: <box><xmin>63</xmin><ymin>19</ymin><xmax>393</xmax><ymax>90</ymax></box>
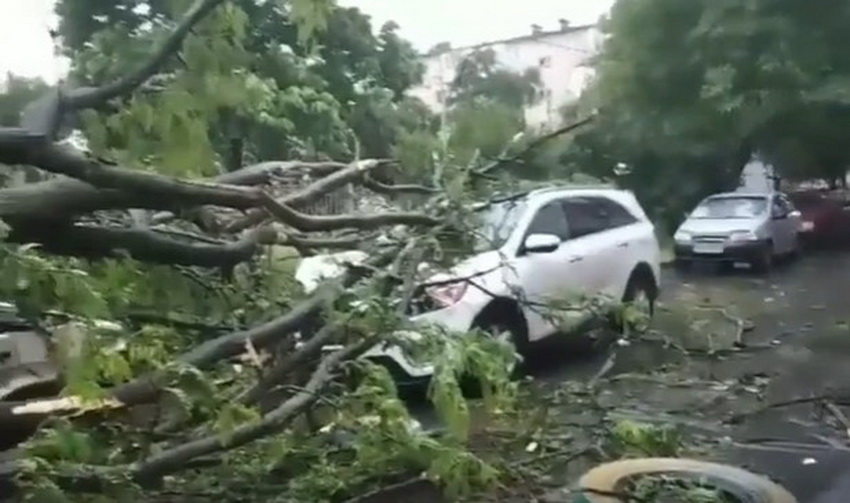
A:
<box><xmin>693</xmin><ymin>242</ymin><xmax>724</xmax><ymax>254</ymax></box>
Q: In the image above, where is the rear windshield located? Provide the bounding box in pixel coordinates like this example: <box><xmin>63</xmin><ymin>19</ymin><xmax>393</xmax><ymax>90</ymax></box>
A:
<box><xmin>691</xmin><ymin>196</ymin><xmax>768</xmax><ymax>219</ymax></box>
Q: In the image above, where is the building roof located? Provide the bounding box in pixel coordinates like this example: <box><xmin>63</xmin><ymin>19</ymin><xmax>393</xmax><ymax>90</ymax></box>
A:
<box><xmin>422</xmin><ymin>24</ymin><xmax>597</xmax><ymax>59</ymax></box>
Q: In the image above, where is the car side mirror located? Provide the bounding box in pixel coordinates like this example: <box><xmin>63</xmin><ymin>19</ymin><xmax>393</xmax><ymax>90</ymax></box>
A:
<box><xmin>523</xmin><ymin>233</ymin><xmax>561</xmax><ymax>254</ymax></box>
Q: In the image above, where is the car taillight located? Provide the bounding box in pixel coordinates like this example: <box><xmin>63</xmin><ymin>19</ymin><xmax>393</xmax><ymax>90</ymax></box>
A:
<box><xmin>424</xmin><ymin>282</ymin><xmax>468</xmax><ymax>308</ymax></box>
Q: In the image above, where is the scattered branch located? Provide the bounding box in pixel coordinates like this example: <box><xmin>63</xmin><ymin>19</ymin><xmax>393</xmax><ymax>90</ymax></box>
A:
<box><xmin>133</xmin><ymin>340</ymin><xmax>371</xmax><ymax>482</ymax></box>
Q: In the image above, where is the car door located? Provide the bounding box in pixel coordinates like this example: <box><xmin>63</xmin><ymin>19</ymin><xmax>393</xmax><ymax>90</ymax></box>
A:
<box><xmin>778</xmin><ymin>193</ymin><xmax>802</xmax><ymax>247</ymax></box>
<box><xmin>561</xmin><ymin>196</ymin><xmax>636</xmax><ymax>300</ymax></box>
<box><xmin>590</xmin><ymin>196</ymin><xmax>645</xmax><ymax>297</ymax></box>
<box><xmin>511</xmin><ymin>200</ymin><xmax>591</xmax><ymax>340</ymax></box>
<box><xmin>769</xmin><ymin>195</ymin><xmax>794</xmax><ymax>253</ymax></box>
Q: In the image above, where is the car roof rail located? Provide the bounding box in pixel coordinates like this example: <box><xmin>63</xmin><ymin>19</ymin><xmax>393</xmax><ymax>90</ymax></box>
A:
<box><xmin>528</xmin><ymin>183</ymin><xmax>619</xmax><ymax>194</ymax></box>
<box><xmin>484</xmin><ymin>183</ymin><xmax>621</xmax><ymax>206</ymax></box>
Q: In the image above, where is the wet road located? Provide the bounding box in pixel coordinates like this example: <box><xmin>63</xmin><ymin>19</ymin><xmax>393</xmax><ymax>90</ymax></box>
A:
<box><xmin>410</xmin><ymin>249</ymin><xmax>850</xmax><ymax>501</ymax></box>
<box><xmin>679</xmin><ymin>252</ymin><xmax>850</xmax><ymax>503</ymax></box>
<box><xmin>627</xmin><ymin>251</ymin><xmax>850</xmax><ymax>503</ymax></box>
<box><xmin>520</xmin><ymin>249</ymin><xmax>850</xmax><ymax>502</ymax></box>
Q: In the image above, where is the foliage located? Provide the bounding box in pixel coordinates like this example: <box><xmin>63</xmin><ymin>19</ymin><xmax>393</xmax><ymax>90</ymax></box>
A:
<box><xmin>449</xmin><ymin>48</ymin><xmax>542</xmax><ymax>112</ymax></box>
<box><xmin>56</xmin><ymin>0</ymin><xmax>428</xmax><ymax>170</ymax></box>
<box><xmin>609</xmin><ymin>419</ymin><xmax>682</xmax><ymax>458</ymax></box>
<box><xmin>0</xmin><ymin>74</ymin><xmax>51</xmax><ymax>127</ymax></box>
<box><xmin>0</xmin><ymin>3</ymin><xmax>573</xmax><ymax>502</ymax></box>
<box><xmin>571</xmin><ymin>0</ymin><xmax>850</xmax><ymax>229</ymax></box>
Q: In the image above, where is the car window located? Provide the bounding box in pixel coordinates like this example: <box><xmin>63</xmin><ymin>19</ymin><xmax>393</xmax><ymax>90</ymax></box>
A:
<box><xmin>778</xmin><ymin>194</ymin><xmax>795</xmax><ymax>212</ymax></box>
<box><xmin>692</xmin><ymin>196</ymin><xmax>768</xmax><ymax>219</ymax></box>
<box><xmin>772</xmin><ymin>196</ymin><xmax>788</xmax><ymax>217</ymax></box>
<box><xmin>597</xmin><ymin>198</ymin><xmax>638</xmax><ymax>228</ymax></box>
<box><xmin>526</xmin><ymin>202</ymin><xmax>570</xmax><ymax>240</ymax></box>
<box><xmin>562</xmin><ymin>197</ymin><xmax>635</xmax><ymax>238</ymax></box>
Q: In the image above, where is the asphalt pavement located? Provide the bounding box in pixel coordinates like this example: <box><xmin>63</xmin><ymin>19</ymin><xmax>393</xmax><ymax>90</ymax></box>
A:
<box><xmin>664</xmin><ymin>251</ymin><xmax>850</xmax><ymax>503</ymax></box>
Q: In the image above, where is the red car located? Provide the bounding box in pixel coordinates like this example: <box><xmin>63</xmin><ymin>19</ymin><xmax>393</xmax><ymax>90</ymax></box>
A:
<box><xmin>788</xmin><ymin>190</ymin><xmax>850</xmax><ymax>246</ymax></box>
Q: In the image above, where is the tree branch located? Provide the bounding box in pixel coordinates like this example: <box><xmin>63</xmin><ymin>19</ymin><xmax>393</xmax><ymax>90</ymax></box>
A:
<box><xmin>0</xmin><ymin>177</ymin><xmax>158</xmax><ymax>220</ymax></box>
<box><xmin>63</xmin><ymin>0</ymin><xmax>230</xmax><ymax>111</ymax></box>
<box><xmin>0</xmin><ymin>142</ymin><xmax>268</xmax><ymax>210</ymax></box>
<box><xmin>362</xmin><ymin>177</ymin><xmax>439</xmax><ymax>196</ymax></box>
<box><xmin>223</xmin><ymin>159</ymin><xmax>391</xmax><ymax>233</ymax></box>
<box><xmin>5</xmin><ymin>223</ymin><xmax>278</xmax><ymax>268</ymax></box>
<box><xmin>214</xmin><ymin>160</ymin><xmax>348</xmax><ymax>186</ymax></box>
<box><xmin>260</xmin><ymin>200</ymin><xmax>440</xmax><ymax>232</ymax></box>
<box><xmin>279</xmin><ymin>233</ymin><xmax>368</xmax><ymax>250</ymax></box>
<box><xmin>241</xmin><ymin>320</ymin><xmax>344</xmax><ymax>405</ymax></box>
<box><xmin>149</xmin><ymin>160</ymin><xmax>353</xmax><ymax>227</ymax></box>
<box><xmin>132</xmin><ymin>340</ymin><xmax>369</xmax><ymax>483</ymax></box>
<box><xmin>475</xmin><ymin>114</ymin><xmax>596</xmax><ymax>176</ymax></box>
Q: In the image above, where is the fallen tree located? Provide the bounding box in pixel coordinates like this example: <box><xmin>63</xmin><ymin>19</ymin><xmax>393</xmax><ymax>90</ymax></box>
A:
<box><xmin>0</xmin><ymin>1</ymin><xmax>596</xmax><ymax>501</ymax></box>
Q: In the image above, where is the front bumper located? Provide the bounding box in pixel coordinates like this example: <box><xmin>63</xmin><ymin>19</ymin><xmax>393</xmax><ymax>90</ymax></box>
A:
<box><xmin>317</xmin><ymin>301</ymin><xmax>482</xmax><ymax>381</ymax></box>
<box><xmin>674</xmin><ymin>239</ymin><xmax>769</xmax><ymax>263</ymax></box>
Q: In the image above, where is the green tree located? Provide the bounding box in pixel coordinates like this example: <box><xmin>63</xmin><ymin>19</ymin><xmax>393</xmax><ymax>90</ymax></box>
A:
<box><xmin>572</xmin><ymin>0</ymin><xmax>850</xmax><ymax>228</ymax></box>
<box><xmin>0</xmin><ymin>74</ymin><xmax>51</xmax><ymax>127</ymax></box>
<box><xmin>449</xmin><ymin>48</ymin><xmax>542</xmax><ymax>112</ymax></box>
<box><xmin>56</xmin><ymin>0</ymin><xmax>428</xmax><ymax>166</ymax></box>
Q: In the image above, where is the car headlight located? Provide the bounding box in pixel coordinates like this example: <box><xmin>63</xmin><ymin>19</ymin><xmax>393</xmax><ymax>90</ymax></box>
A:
<box><xmin>728</xmin><ymin>230</ymin><xmax>758</xmax><ymax>242</ymax></box>
<box><xmin>424</xmin><ymin>281</ymin><xmax>468</xmax><ymax>308</ymax></box>
<box><xmin>673</xmin><ymin>230</ymin><xmax>692</xmax><ymax>243</ymax></box>
<box><xmin>800</xmin><ymin>221</ymin><xmax>815</xmax><ymax>232</ymax></box>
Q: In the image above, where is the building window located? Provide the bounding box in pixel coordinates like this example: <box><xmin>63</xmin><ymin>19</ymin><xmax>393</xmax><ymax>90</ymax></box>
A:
<box><xmin>539</xmin><ymin>56</ymin><xmax>551</xmax><ymax>68</ymax></box>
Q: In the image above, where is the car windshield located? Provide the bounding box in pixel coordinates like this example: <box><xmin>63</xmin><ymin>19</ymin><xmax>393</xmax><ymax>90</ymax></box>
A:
<box><xmin>472</xmin><ymin>198</ymin><xmax>528</xmax><ymax>252</ymax></box>
<box><xmin>690</xmin><ymin>196</ymin><xmax>767</xmax><ymax>219</ymax></box>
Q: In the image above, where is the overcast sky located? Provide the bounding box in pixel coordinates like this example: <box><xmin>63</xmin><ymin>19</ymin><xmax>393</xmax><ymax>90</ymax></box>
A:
<box><xmin>0</xmin><ymin>0</ymin><xmax>614</xmax><ymax>84</ymax></box>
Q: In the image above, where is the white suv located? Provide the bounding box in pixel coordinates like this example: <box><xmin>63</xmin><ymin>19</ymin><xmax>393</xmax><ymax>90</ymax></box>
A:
<box><xmin>297</xmin><ymin>186</ymin><xmax>662</xmax><ymax>380</ymax></box>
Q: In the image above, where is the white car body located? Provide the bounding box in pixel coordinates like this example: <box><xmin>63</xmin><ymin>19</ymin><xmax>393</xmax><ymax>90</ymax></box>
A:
<box><xmin>296</xmin><ymin>186</ymin><xmax>662</xmax><ymax>379</ymax></box>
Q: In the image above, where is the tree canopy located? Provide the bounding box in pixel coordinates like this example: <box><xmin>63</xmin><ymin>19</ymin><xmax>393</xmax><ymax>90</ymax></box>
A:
<box><xmin>565</xmin><ymin>0</ymin><xmax>850</xmax><ymax>227</ymax></box>
<box><xmin>0</xmin><ymin>74</ymin><xmax>51</xmax><ymax>127</ymax></box>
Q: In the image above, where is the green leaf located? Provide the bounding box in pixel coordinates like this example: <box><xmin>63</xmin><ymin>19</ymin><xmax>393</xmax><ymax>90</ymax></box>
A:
<box><xmin>215</xmin><ymin>403</ymin><xmax>261</xmax><ymax>443</ymax></box>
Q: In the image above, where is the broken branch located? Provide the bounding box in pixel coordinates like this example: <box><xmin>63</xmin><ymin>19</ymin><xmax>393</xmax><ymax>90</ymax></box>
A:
<box><xmin>133</xmin><ymin>340</ymin><xmax>370</xmax><ymax>482</ymax></box>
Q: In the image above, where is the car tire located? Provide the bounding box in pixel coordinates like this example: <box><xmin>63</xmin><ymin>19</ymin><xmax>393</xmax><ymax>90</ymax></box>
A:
<box><xmin>577</xmin><ymin>458</ymin><xmax>797</xmax><ymax>503</ymax></box>
<box><xmin>459</xmin><ymin>304</ymin><xmax>528</xmax><ymax>397</ymax></box>
<box><xmin>752</xmin><ymin>242</ymin><xmax>774</xmax><ymax>273</ymax></box>
<box><xmin>471</xmin><ymin>302</ymin><xmax>530</xmax><ymax>355</ymax></box>
<box><xmin>789</xmin><ymin>233</ymin><xmax>802</xmax><ymax>260</ymax></box>
<box><xmin>617</xmin><ymin>270</ymin><xmax>657</xmax><ymax>334</ymax></box>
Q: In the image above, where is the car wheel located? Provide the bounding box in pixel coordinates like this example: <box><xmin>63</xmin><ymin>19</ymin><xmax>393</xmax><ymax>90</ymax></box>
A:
<box><xmin>752</xmin><ymin>242</ymin><xmax>774</xmax><ymax>273</ymax></box>
<box><xmin>578</xmin><ymin>458</ymin><xmax>796</xmax><ymax>503</ymax></box>
<box><xmin>615</xmin><ymin>271</ymin><xmax>657</xmax><ymax>335</ymax></box>
<box><xmin>472</xmin><ymin>303</ymin><xmax>530</xmax><ymax>355</ymax></box>
<box><xmin>789</xmin><ymin>232</ymin><xmax>802</xmax><ymax>259</ymax></box>
<box><xmin>460</xmin><ymin>304</ymin><xmax>528</xmax><ymax>397</ymax></box>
